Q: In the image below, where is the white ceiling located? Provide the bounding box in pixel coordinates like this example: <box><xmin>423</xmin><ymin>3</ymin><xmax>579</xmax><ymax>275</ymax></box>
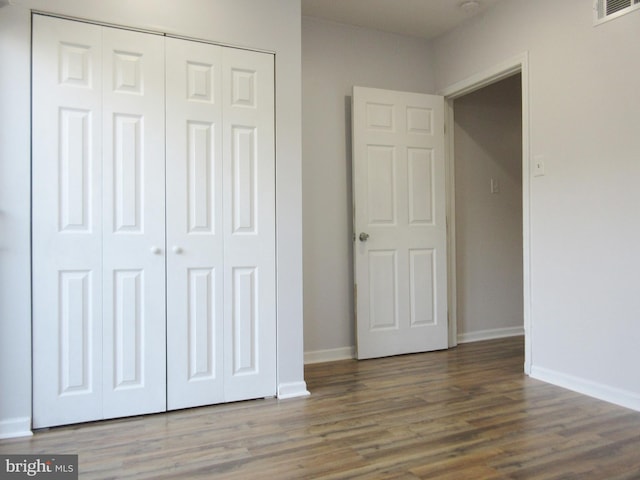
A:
<box><xmin>301</xmin><ymin>0</ymin><xmax>503</xmax><ymax>40</ymax></box>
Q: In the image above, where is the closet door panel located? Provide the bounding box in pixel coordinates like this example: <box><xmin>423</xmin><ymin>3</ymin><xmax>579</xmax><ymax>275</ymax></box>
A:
<box><xmin>166</xmin><ymin>38</ymin><xmax>225</xmax><ymax>410</ymax></box>
<box><xmin>32</xmin><ymin>16</ymin><xmax>103</xmax><ymax>428</ymax></box>
<box><xmin>101</xmin><ymin>27</ymin><xmax>166</xmax><ymax>418</ymax></box>
<box><xmin>222</xmin><ymin>48</ymin><xmax>276</xmax><ymax>402</ymax></box>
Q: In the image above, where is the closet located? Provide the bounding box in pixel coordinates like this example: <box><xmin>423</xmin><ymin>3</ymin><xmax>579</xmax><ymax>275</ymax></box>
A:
<box><xmin>32</xmin><ymin>14</ymin><xmax>276</xmax><ymax>428</ymax></box>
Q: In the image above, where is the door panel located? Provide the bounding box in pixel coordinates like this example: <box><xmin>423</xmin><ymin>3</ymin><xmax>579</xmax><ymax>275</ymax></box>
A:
<box><xmin>112</xmin><ymin>269</ymin><xmax>144</xmax><ymax>387</ymax></box>
<box><xmin>353</xmin><ymin>87</ymin><xmax>447</xmax><ymax>359</ymax></box>
<box><xmin>222</xmin><ymin>47</ymin><xmax>276</xmax><ymax>402</ymax></box>
<box><xmin>166</xmin><ymin>38</ymin><xmax>225</xmax><ymax>410</ymax></box>
<box><xmin>231</xmin><ymin>126</ymin><xmax>258</xmax><ymax>233</ymax></box>
<box><xmin>58</xmin><ymin>271</ymin><xmax>94</xmax><ymax>393</ymax></box>
<box><xmin>187</xmin><ymin>268</ymin><xmax>216</xmax><ymax>379</ymax></box>
<box><xmin>367</xmin><ymin>145</ymin><xmax>397</xmax><ymax>225</ymax></box>
<box><xmin>32</xmin><ymin>15</ymin><xmax>103</xmax><ymax>428</ymax></box>
<box><xmin>368</xmin><ymin>250</ymin><xmax>398</xmax><ymax>330</ymax></box>
<box><xmin>409</xmin><ymin>249</ymin><xmax>436</xmax><ymax>326</ymax></box>
<box><xmin>231</xmin><ymin>267</ymin><xmax>258</xmax><ymax>375</ymax></box>
<box><xmin>101</xmin><ymin>26</ymin><xmax>166</xmax><ymax>419</ymax></box>
<box><xmin>408</xmin><ymin>148</ymin><xmax>434</xmax><ymax>225</ymax></box>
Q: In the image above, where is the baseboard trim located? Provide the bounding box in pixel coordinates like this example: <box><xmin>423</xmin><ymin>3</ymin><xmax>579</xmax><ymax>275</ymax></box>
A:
<box><xmin>457</xmin><ymin>326</ymin><xmax>524</xmax><ymax>344</ymax></box>
<box><xmin>0</xmin><ymin>417</ymin><xmax>33</xmax><ymax>440</ymax></box>
<box><xmin>304</xmin><ymin>346</ymin><xmax>355</xmax><ymax>364</ymax></box>
<box><xmin>277</xmin><ymin>381</ymin><xmax>310</xmax><ymax>400</ymax></box>
<box><xmin>531</xmin><ymin>366</ymin><xmax>640</xmax><ymax>413</ymax></box>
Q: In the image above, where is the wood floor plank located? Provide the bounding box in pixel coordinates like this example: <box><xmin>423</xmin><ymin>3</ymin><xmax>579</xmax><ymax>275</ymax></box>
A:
<box><xmin>2</xmin><ymin>337</ymin><xmax>640</xmax><ymax>478</ymax></box>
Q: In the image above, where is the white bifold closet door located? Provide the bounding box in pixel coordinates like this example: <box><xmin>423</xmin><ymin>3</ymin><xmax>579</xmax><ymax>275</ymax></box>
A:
<box><xmin>165</xmin><ymin>38</ymin><xmax>276</xmax><ymax>410</ymax></box>
<box><xmin>32</xmin><ymin>15</ymin><xmax>276</xmax><ymax>428</ymax></box>
<box><xmin>32</xmin><ymin>16</ymin><xmax>166</xmax><ymax>428</ymax></box>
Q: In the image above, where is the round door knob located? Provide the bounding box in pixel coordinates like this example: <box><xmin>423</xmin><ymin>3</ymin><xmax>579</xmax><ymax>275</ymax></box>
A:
<box><xmin>150</xmin><ymin>246</ymin><xmax>162</xmax><ymax>255</ymax></box>
<box><xmin>172</xmin><ymin>246</ymin><xmax>184</xmax><ymax>254</ymax></box>
<box><xmin>359</xmin><ymin>232</ymin><xmax>370</xmax><ymax>242</ymax></box>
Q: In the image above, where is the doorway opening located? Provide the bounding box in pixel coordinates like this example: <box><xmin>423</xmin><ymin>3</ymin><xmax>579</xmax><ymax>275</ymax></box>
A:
<box><xmin>441</xmin><ymin>54</ymin><xmax>531</xmax><ymax>374</ymax></box>
<box><xmin>453</xmin><ymin>74</ymin><xmax>523</xmax><ymax>343</ymax></box>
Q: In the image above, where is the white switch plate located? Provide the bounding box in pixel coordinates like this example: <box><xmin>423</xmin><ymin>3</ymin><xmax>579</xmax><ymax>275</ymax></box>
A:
<box><xmin>533</xmin><ymin>155</ymin><xmax>545</xmax><ymax>177</ymax></box>
<box><xmin>490</xmin><ymin>178</ymin><xmax>500</xmax><ymax>193</ymax></box>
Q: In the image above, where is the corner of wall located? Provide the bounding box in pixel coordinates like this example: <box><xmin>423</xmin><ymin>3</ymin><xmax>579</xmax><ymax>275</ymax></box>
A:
<box><xmin>304</xmin><ymin>346</ymin><xmax>355</xmax><ymax>364</ymax></box>
<box><xmin>531</xmin><ymin>365</ymin><xmax>640</xmax><ymax>413</ymax></box>
<box><xmin>0</xmin><ymin>3</ymin><xmax>33</xmax><ymax>441</ymax></box>
<box><xmin>277</xmin><ymin>381</ymin><xmax>310</xmax><ymax>400</ymax></box>
<box><xmin>0</xmin><ymin>417</ymin><xmax>33</xmax><ymax>440</ymax></box>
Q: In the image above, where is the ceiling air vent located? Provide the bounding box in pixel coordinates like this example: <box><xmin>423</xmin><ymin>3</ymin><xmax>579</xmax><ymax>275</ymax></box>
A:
<box><xmin>595</xmin><ymin>0</ymin><xmax>640</xmax><ymax>23</ymax></box>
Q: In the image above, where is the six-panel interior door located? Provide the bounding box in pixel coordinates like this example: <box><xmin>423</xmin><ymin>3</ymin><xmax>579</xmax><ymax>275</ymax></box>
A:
<box><xmin>32</xmin><ymin>16</ymin><xmax>167</xmax><ymax>427</ymax></box>
<box><xmin>352</xmin><ymin>86</ymin><xmax>448</xmax><ymax>359</ymax></box>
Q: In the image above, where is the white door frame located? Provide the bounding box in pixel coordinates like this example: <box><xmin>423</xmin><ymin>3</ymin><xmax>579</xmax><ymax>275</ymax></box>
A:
<box><xmin>438</xmin><ymin>52</ymin><xmax>532</xmax><ymax>374</ymax></box>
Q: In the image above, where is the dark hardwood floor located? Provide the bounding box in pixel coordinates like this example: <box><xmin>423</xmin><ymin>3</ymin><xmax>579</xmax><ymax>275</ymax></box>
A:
<box><xmin>2</xmin><ymin>337</ymin><xmax>640</xmax><ymax>479</ymax></box>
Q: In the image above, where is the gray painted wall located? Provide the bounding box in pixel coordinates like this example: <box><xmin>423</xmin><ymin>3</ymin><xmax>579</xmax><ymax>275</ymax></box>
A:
<box><xmin>435</xmin><ymin>0</ymin><xmax>640</xmax><ymax>408</ymax></box>
<box><xmin>302</xmin><ymin>16</ymin><xmax>436</xmax><ymax>357</ymax></box>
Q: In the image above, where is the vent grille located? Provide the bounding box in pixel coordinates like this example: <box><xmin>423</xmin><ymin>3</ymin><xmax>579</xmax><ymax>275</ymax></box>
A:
<box><xmin>607</xmin><ymin>0</ymin><xmax>631</xmax><ymax>14</ymax></box>
<box><xmin>596</xmin><ymin>0</ymin><xmax>640</xmax><ymax>20</ymax></box>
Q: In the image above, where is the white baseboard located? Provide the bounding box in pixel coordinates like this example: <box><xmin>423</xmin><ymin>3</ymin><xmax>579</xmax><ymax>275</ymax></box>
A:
<box><xmin>304</xmin><ymin>346</ymin><xmax>355</xmax><ymax>364</ymax></box>
<box><xmin>531</xmin><ymin>366</ymin><xmax>640</xmax><ymax>413</ymax></box>
<box><xmin>0</xmin><ymin>417</ymin><xmax>33</xmax><ymax>439</ymax></box>
<box><xmin>457</xmin><ymin>326</ymin><xmax>524</xmax><ymax>344</ymax></box>
<box><xmin>277</xmin><ymin>381</ymin><xmax>310</xmax><ymax>400</ymax></box>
